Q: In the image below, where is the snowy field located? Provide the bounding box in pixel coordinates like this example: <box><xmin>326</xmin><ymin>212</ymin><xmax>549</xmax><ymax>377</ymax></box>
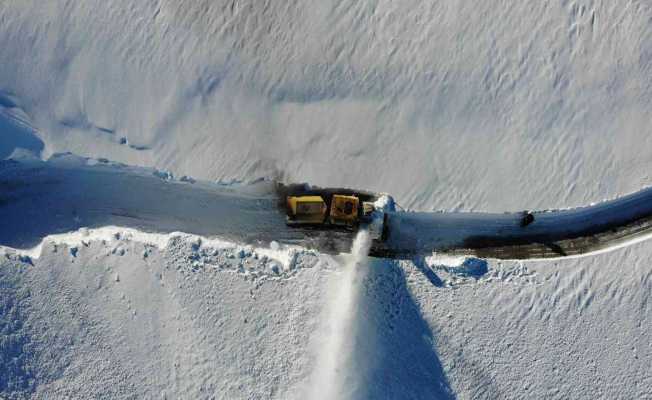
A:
<box><xmin>1</xmin><ymin>1</ymin><xmax>652</xmax><ymax>399</ymax></box>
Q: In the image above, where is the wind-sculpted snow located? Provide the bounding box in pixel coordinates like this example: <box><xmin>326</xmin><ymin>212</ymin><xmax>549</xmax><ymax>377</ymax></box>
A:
<box><xmin>1</xmin><ymin>1</ymin><xmax>652</xmax><ymax>210</ymax></box>
<box><xmin>2</xmin><ymin>228</ymin><xmax>649</xmax><ymax>399</ymax></box>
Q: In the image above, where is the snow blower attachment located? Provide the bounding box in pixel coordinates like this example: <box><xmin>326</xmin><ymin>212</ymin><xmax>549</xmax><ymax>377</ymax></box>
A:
<box><xmin>281</xmin><ymin>184</ymin><xmax>393</xmax><ymax>241</ymax></box>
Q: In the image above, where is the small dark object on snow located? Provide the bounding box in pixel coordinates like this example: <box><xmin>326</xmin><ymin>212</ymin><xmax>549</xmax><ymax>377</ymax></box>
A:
<box><xmin>521</xmin><ymin>211</ymin><xmax>535</xmax><ymax>227</ymax></box>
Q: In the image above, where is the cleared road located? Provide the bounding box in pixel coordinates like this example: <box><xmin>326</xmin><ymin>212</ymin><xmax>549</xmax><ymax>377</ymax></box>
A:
<box><xmin>2</xmin><ymin>155</ymin><xmax>652</xmax><ymax>260</ymax></box>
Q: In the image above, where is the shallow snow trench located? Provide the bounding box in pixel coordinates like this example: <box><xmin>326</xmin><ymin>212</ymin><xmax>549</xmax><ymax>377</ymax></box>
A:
<box><xmin>308</xmin><ymin>230</ymin><xmax>372</xmax><ymax>400</ymax></box>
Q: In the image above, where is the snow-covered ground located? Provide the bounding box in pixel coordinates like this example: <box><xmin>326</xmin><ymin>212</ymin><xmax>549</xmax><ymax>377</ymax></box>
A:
<box><xmin>2</xmin><ymin>218</ymin><xmax>650</xmax><ymax>399</ymax></box>
<box><xmin>1</xmin><ymin>1</ymin><xmax>652</xmax><ymax>399</ymax></box>
<box><xmin>2</xmin><ymin>1</ymin><xmax>652</xmax><ymax>211</ymax></box>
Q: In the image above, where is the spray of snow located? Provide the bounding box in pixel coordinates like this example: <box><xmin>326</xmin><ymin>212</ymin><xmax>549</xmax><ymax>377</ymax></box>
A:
<box><xmin>307</xmin><ymin>230</ymin><xmax>372</xmax><ymax>400</ymax></box>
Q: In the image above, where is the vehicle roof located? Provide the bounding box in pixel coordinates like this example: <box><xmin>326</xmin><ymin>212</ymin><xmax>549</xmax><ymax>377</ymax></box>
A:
<box><xmin>288</xmin><ymin>195</ymin><xmax>325</xmax><ymax>203</ymax></box>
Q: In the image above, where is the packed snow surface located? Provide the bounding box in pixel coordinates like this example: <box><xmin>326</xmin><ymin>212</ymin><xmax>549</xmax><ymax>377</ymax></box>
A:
<box><xmin>1</xmin><ymin>1</ymin><xmax>652</xmax><ymax>399</ymax></box>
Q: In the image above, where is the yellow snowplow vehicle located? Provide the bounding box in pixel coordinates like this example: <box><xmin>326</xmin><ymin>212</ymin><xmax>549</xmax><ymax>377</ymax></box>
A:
<box><xmin>281</xmin><ymin>184</ymin><xmax>392</xmax><ymax>241</ymax></box>
<box><xmin>285</xmin><ymin>195</ymin><xmax>328</xmax><ymax>224</ymax></box>
<box><xmin>286</xmin><ymin>194</ymin><xmax>364</xmax><ymax>226</ymax></box>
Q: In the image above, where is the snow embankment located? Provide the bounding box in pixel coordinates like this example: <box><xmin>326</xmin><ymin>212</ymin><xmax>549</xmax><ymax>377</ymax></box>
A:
<box><xmin>0</xmin><ymin>226</ymin><xmax>317</xmax><ymax>280</ymax></box>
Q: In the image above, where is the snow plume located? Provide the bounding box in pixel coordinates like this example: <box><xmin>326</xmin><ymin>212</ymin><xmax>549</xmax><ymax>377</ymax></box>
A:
<box><xmin>307</xmin><ymin>230</ymin><xmax>372</xmax><ymax>400</ymax></box>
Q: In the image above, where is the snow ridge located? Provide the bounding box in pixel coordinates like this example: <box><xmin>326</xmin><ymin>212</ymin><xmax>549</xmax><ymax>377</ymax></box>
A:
<box><xmin>0</xmin><ymin>226</ymin><xmax>316</xmax><ymax>280</ymax></box>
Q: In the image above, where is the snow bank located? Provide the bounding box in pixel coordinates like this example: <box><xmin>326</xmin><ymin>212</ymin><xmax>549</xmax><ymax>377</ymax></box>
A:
<box><xmin>0</xmin><ymin>226</ymin><xmax>312</xmax><ymax>276</ymax></box>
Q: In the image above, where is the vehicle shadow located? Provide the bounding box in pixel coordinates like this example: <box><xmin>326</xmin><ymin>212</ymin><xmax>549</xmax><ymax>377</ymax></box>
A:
<box><xmin>347</xmin><ymin>258</ymin><xmax>456</xmax><ymax>399</ymax></box>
